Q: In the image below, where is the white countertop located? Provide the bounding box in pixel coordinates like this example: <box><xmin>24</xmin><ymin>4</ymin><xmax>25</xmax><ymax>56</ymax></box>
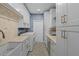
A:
<box><xmin>0</xmin><ymin>32</ymin><xmax>35</xmax><ymax>46</ymax></box>
<box><xmin>47</xmin><ymin>34</ymin><xmax>56</xmax><ymax>43</ymax></box>
<box><xmin>21</xmin><ymin>32</ymin><xmax>35</xmax><ymax>36</ymax></box>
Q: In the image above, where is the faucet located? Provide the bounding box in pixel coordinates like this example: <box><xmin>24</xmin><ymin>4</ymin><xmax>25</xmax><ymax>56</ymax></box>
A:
<box><xmin>0</xmin><ymin>29</ymin><xmax>5</xmax><ymax>39</ymax></box>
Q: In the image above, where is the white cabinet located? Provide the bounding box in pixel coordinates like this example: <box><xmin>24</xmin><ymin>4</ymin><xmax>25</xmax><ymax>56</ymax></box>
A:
<box><xmin>0</xmin><ymin>44</ymin><xmax>8</xmax><ymax>56</ymax></box>
<box><xmin>9</xmin><ymin>3</ymin><xmax>30</xmax><ymax>28</ymax></box>
<box><xmin>29</xmin><ymin>34</ymin><xmax>36</xmax><ymax>51</ymax></box>
<box><xmin>56</xmin><ymin>3</ymin><xmax>79</xmax><ymax>56</ymax></box>
<box><xmin>56</xmin><ymin>3</ymin><xmax>68</xmax><ymax>27</ymax></box>
<box><xmin>56</xmin><ymin>3</ymin><xmax>79</xmax><ymax>27</ymax></box>
<box><xmin>50</xmin><ymin>40</ymin><xmax>56</xmax><ymax>56</ymax></box>
<box><xmin>47</xmin><ymin>35</ymin><xmax>56</xmax><ymax>56</ymax></box>
<box><xmin>67</xmin><ymin>32</ymin><xmax>79</xmax><ymax>56</ymax></box>
<box><xmin>6</xmin><ymin>43</ymin><xmax>23</xmax><ymax>56</ymax></box>
<box><xmin>55</xmin><ymin>30</ymin><xmax>68</xmax><ymax>56</ymax></box>
<box><xmin>22</xmin><ymin>39</ymin><xmax>29</xmax><ymax>56</ymax></box>
<box><xmin>67</xmin><ymin>3</ymin><xmax>79</xmax><ymax>26</ymax></box>
<box><xmin>5</xmin><ymin>39</ymin><xmax>30</xmax><ymax>56</ymax></box>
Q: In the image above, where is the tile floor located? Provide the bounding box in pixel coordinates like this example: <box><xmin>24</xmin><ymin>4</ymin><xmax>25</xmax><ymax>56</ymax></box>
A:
<box><xmin>28</xmin><ymin>42</ymin><xmax>49</xmax><ymax>56</ymax></box>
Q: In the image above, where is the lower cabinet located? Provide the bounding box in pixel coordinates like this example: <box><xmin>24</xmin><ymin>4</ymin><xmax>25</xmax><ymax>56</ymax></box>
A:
<box><xmin>0</xmin><ymin>35</ymin><xmax>35</xmax><ymax>56</ymax></box>
<box><xmin>6</xmin><ymin>43</ymin><xmax>23</xmax><ymax>56</ymax></box>
<box><xmin>50</xmin><ymin>40</ymin><xmax>56</xmax><ymax>56</ymax></box>
<box><xmin>55</xmin><ymin>30</ymin><xmax>68</xmax><ymax>56</ymax></box>
<box><xmin>0</xmin><ymin>43</ymin><xmax>8</xmax><ymax>56</ymax></box>
<box><xmin>56</xmin><ymin>26</ymin><xmax>79</xmax><ymax>56</ymax></box>
<box><xmin>47</xmin><ymin>35</ymin><xmax>56</xmax><ymax>56</ymax></box>
<box><xmin>68</xmin><ymin>32</ymin><xmax>79</xmax><ymax>56</ymax></box>
<box><xmin>22</xmin><ymin>39</ymin><xmax>29</xmax><ymax>56</ymax></box>
<box><xmin>29</xmin><ymin>36</ymin><xmax>34</xmax><ymax>51</ymax></box>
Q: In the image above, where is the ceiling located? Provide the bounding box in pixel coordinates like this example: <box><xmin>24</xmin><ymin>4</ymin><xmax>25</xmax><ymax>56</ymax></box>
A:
<box><xmin>24</xmin><ymin>3</ymin><xmax>56</xmax><ymax>14</ymax></box>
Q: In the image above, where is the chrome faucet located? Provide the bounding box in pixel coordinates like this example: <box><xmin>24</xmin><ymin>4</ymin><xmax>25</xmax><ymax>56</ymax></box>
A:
<box><xmin>0</xmin><ymin>29</ymin><xmax>5</xmax><ymax>39</ymax></box>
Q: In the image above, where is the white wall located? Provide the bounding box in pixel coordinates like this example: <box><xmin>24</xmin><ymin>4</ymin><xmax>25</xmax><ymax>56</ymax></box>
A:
<box><xmin>31</xmin><ymin>14</ymin><xmax>44</xmax><ymax>42</ymax></box>
<box><xmin>9</xmin><ymin>3</ymin><xmax>30</xmax><ymax>28</ymax></box>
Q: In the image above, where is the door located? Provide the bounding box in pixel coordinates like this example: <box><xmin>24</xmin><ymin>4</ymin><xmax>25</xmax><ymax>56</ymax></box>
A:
<box><xmin>33</xmin><ymin>20</ymin><xmax>43</xmax><ymax>42</ymax></box>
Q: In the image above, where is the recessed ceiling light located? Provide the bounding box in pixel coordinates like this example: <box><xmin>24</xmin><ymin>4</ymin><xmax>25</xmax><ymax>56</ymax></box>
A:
<box><xmin>37</xmin><ymin>9</ymin><xmax>41</xmax><ymax>11</ymax></box>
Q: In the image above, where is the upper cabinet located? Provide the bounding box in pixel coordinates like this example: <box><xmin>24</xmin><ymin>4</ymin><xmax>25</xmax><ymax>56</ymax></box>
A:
<box><xmin>56</xmin><ymin>3</ymin><xmax>68</xmax><ymax>27</ymax></box>
<box><xmin>56</xmin><ymin>3</ymin><xmax>79</xmax><ymax>27</ymax></box>
<box><xmin>9</xmin><ymin>3</ymin><xmax>30</xmax><ymax>28</ymax></box>
<box><xmin>67</xmin><ymin>3</ymin><xmax>79</xmax><ymax>26</ymax></box>
<box><xmin>50</xmin><ymin>9</ymin><xmax>56</xmax><ymax>27</ymax></box>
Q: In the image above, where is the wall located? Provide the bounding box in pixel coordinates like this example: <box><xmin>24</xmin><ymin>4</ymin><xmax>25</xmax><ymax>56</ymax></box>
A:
<box><xmin>31</xmin><ymin>14</ymin><xmax>44</xmax><ymax>42</ymax></box>
<box><xmin>0</xmin><ymin>4</ymin><xmax>20</xmax><ymax>41</ymax></box>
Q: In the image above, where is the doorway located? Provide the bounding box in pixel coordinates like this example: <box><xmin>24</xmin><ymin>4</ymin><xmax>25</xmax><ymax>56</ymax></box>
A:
<box><xmin>32</xmin><ymin>14</ymin><xmax>44</xmax><ymax>42</ymax></box>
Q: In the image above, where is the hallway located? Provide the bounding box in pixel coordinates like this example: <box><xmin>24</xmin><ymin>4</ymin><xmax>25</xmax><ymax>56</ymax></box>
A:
<box><xmin>28</xmin><ymin>42</ymin><xmax>49</xmax><ymax>56</ymax></box>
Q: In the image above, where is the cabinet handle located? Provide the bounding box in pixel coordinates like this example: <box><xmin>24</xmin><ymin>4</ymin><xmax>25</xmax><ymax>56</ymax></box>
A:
<box><xmin>61</xmin><ymin>30</ymin><xmax>65</xmax><ymax>39</ymax></box>
<box><xmin>61</xmin><ymin>30</ymin><xmax>68</xmax><ymax>39</ymax></box>
<box><xmin>61</xmin><ymin>15</ymin><xmax>67</xmax><ymax>24</ymax></box>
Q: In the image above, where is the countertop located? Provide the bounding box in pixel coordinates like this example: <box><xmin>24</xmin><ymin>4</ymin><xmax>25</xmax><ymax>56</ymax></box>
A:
<box><xmin>47</xmin><ymin>34</ymin><xmax>56</xmax><ymax>43</ymax></box>
<box><xmin>0</xmin><ymin>32</ymin><xmax>35</xmax><ymax>46</ymax></box>
<box><xmin>21</xmin><ymin>32</ymin><xmax>35</xmax><ymax>36</ymax></box>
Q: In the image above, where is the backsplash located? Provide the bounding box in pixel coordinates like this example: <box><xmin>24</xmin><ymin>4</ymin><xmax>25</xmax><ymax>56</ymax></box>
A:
<box><xmin>0</xmin><ymin>4</ymin><xmax>21</xmax><ymax>40</ymax></box>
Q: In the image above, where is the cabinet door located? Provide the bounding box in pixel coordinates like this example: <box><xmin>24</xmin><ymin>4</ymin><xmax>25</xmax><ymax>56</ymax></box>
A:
<box><xmin>50</xmin><ymin>40</ymin><xmax>56</xmax><ymax>56</ymax></box>
<box><xmin>29</xmin><ymin>37</ymin><xmax>33</xmax><ymax>51</ymax></box>
<box><xmin>56</xmin><ymin>3</ymin><xmax>68</xmax><ymax>27</ymax></box>
<box><xmin>68</xmin><ymin>32</ymin><xmax>79</xmax><ymax>56</ymax></box>
<box><xmin>7</xmin><ymin>43</ymin><xmax>23</xmax><ymax>56</ymax></box>
<box><xmin>55</xmin><ymin>30</ymin><xmax>65</xmax><ymax>56</ymax></box>
<box><xmin>67</xmin><ymin>3</ymin><xmax>79</xmax><ymax>26</ymax></box>
<box><xmin>22</xmin><ymin>40</ymin><xmax>29</xmax><ymax>56</ymax></box>
<box><xmin>55</xmin><ymin>30</ymin><xmax>68</xmax><ymax>56</ymax></box>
